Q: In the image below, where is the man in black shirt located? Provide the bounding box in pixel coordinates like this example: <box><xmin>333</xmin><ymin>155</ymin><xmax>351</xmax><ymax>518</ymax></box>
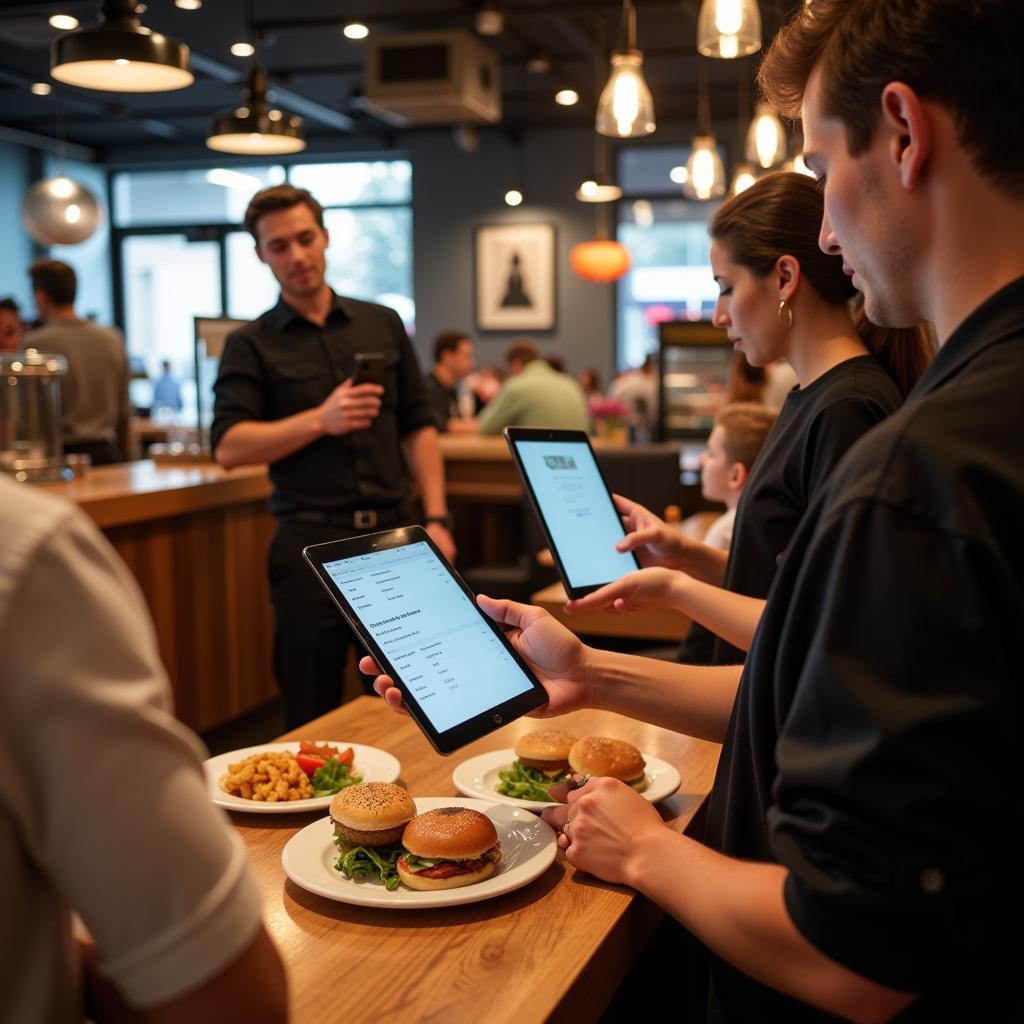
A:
<box><xmin>370</xmin><ymin>1</ymin><xmax>1024</xmax><ymax>1019</ymax></box>
<box><xmin>423</xmin><ymin>329</ymin><xmax>476</xmax><ymax>433</ymax></box>
<box><xmin>213</xmin><ymin>185</ymin><xmax>455</xmax><ymax>728</ymax></box>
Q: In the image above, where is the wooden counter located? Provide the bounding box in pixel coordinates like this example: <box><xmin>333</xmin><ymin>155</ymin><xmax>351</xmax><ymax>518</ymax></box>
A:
<box><xmin>238</xmin><ymin>696</ymin><xmax>720</xmax><ymax>1023</ymax></box>
<box><xmin>37</xmin><ymin>461</ymin><xmax>278</xmax><ymax>733</ymax></box>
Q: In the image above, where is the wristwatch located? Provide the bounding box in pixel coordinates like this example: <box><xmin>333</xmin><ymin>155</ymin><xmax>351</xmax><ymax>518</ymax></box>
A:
<box><xmin>423</xmin><ymin>513</ymin><xmax>455</xmax><ymax>530</ymax></box>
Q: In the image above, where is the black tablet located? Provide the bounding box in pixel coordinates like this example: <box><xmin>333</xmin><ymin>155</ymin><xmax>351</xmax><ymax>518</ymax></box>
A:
<box><xmin>303</xmin><ymin>526</ymin><xmax>548</xmax><ymax>755</ymax></box>
<box><xmin>505</xmin><ymin>427</ymin><xmax>641</xmax><ymax>599</ymax></box>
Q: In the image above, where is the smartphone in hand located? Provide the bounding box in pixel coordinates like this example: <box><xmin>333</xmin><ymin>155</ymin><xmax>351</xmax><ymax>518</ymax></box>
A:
<box><xmin>352</xmin><ymin>352</ymin><xmax>388</xmax><ymax>387</ymax></box>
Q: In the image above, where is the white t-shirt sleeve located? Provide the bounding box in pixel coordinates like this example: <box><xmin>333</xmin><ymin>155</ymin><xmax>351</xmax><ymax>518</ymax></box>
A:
<box><xmin>0</xmin><ymin>511</ymin><xmax>263</xmax><ymax>1009</ymax></box>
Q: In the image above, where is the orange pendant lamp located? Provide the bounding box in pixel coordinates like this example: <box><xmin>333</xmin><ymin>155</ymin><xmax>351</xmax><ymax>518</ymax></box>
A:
<box><xmin>571</xmin><ymin>239</ymin><xmax>631</xmax><ymax>282</ymax></box>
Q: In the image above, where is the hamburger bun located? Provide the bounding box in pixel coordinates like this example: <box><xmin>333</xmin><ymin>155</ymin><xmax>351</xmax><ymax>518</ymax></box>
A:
<box><xmin>398</xmin><ymin>807</ymin><xmax>501</xmax><ymax>891</ymax></box>
<box><xmin>568</xmin><ymin>736</ymin><xmax>647</xmax><ymax>791</ymax></box>
<box><xmin>330</xmin><ymin>782</ymin><xmax>416</xmax><ymax>847</ymax></box>
<box><xmin>514</xmin><ymin>729</ymin><xmax>577</xmax><ymax>775</ymax></box>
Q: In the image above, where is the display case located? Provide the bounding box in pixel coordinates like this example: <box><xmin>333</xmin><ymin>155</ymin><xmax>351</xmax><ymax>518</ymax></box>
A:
<box><xmin>657</xmin><ymin>320</ymin><xmax>731</xmax><ymax>442</ymax></box>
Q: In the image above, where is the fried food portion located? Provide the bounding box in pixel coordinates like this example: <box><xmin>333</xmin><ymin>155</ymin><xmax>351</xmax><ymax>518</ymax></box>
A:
<box><xmin>219</xmin><ymin>751</ymin><xmax>314</xmax><ymax>802</ymax></box>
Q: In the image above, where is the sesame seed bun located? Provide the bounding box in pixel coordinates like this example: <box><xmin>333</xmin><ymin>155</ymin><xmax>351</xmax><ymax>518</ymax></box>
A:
<box><xmin>330</xmin><ymin>783</ymin><xmax>416</xmax><ymax>846</ymax></box>
<box><xmin>568</xmin><ymin>737</ymin><xmax>647</xmax><ymax>789</ymax></box>
<box><xmin>401</xmin><ymin>807</ymin><xmax>499</xmax><ymax>861</ymax></box>
<box><xmin>514</xmin><ymin>729</ymin><xmax>577</xmax><ymax>762</ymax></box>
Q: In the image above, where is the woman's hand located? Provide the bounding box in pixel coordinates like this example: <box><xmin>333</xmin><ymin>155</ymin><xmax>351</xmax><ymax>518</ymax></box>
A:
<box><xmin>541</xmin><ymin>776</ymin><xmax>670</xmax><ymax>886</ymax></box>
<box><xmin>361</xmin><ymin>594</ymin><xmax>592</xmax><ymax>718</ymax></box>
<box><xmin>613</xmin><ymin>494</ymin><xmax>692</xmax><ymax>571</ymax></box>
<box><xmin>565</xmin><ymin>567</ymin><xmax>683</xmax><ymax>616</ymax></box>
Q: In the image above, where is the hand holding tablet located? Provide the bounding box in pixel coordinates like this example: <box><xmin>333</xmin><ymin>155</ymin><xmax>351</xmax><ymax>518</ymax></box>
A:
<box><xmin>305</xmin><ymin>528</ymin><xmax>558</xmax><ymax>754</ymax></box>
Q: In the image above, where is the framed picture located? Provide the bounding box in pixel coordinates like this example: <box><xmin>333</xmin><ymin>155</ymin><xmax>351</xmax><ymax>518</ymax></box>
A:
<box><xmin>475</xmin><ymin>222</ymin><xmax>556</xmax><ymax>332</ymax></box>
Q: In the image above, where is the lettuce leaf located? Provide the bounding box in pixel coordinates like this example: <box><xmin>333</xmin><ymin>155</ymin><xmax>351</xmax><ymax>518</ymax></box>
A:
<box><xmin>333</xmin><ymin>835</ymin><xmax>402</xmax><ymax>890</ymax></box>
<box><xmin>496</xmin><ymin>760</ymin><xmax>568</xmax><ymax>802</ymax></box>
<box><xmin>312</xmin><ymin>758</ymin><xmax>363</xmax><ymax>797</ymax></box>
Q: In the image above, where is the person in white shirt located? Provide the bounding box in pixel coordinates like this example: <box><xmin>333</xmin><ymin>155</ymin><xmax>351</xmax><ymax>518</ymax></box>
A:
<box><xmin>699</xmin><ymin>402</ymin><xmax>778</xmax><ymax>550</ymax></box>
<box><xmin>0</xmin><ymin>475</ymin><xmax>287</xmax><ymax>1024</ymax></box>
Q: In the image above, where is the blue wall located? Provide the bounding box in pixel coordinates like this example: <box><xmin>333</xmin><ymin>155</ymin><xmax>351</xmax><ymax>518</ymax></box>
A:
<box><xmin>0</xmin><ymin>140</ymin><xmax>35</xmax><ymax>310</ymax></box>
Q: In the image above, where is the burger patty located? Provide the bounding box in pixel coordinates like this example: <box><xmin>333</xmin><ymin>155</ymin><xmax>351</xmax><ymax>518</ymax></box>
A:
<box><xmin>398</xmin><ymin>849</ymin><xmax>499</xmax><ymax>879</ymax></box>
<box><xmin>519</xmin><ymin>757</ymin><xmax>570</xmax><ymax>774</ymax></box>
<box><xmin>333</xmin><ymin>820</ymin><xmax>407</xmax><ymax>847</ymax></box>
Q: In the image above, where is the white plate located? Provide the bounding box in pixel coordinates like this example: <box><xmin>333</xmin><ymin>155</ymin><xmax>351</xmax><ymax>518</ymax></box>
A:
<box><xmin>452</xmin><ymin>748</ymin><xmax>681</xmax><ymax>811</ymax></box>
<box><xmin>281</xmin><ymin>797</ymin><xmax>557</xmax><ymax>908</ymax></box>
<box><xmin>204</xmin><ymin>742</ymin><xmax>400</xmax><ymax>814</ymax></box>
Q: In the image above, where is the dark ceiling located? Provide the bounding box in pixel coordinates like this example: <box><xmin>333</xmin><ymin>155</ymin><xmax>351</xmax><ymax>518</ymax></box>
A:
<box><xmin>0</xmin><ymin>0</ymin><xmax>802</xmax><ymax>159</ymax></box>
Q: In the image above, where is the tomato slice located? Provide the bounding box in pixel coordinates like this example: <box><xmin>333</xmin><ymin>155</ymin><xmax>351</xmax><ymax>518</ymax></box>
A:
<box><xmin>336</xmin><ymin>747</ymin><xmax>354</xmax><ymax>766</ymax></box>
<box><xmin>296</xmin><ymin>753</ymin><xmax>326</xmax><ymax>777</ymax></box>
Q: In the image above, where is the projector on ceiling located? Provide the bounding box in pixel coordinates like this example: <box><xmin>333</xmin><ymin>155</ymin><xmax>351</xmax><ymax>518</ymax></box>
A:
<box><xmin>363</xmin><ymin>30</ymin><xmax>501</xmax><ymax>126</ymax></box>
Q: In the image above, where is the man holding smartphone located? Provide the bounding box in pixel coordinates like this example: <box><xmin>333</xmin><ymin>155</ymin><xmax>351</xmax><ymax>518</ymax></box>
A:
<box><xmin>212</xmin><ymin>184</ymin><xmax>455</xmax><ymax>728</ymax></box>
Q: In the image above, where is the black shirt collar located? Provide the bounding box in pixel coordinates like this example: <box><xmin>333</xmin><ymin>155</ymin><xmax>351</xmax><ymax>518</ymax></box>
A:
<box><xmin>909</xmin><ymin>274</ymin><xmax>1024</xmax><ymax>401</ymax></box>
<box><xmin>269</xmin><ymin>290</ymin><xmax>352</xmax><ymax>331</ymax></box>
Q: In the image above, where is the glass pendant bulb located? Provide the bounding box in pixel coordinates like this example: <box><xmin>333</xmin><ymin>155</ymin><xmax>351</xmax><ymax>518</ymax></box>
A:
<box><xmin>730</xmin><ymin>163</ymin><xmax>758</xmax><ymax>195</ymax></box>
<box><xmin>683</xmin><ymin>136</ymin><xmax>726</xmax><ymax>201</ymax></box>
<box><xmin>595</xmin><ymin>51</ymin><xmax>655</xmax><ymax>138</ymax></box>
<box><xmin>745</xmin><ymin>105</ymin><xmax>786</xmax><ymax>169</ymax></box>
<box><xmin>696</xmin><ymin>0</ymin><xmax>762</xmax><ymax>60</ymax></box>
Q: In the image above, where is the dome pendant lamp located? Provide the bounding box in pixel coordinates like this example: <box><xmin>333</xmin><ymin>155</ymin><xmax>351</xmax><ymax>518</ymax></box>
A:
<box><xmin>696</xmin><ymin>0</ymin><xmax>762</xmax><ymax>60</ymax></box>
<box><xmin>51</xmin><ymin>0</ymin><xmax>193</xmax><ymax>93</ymax></box>
<box><xmin>207</xmin><ymin>65</ymin><xmax>305</xmax><ymax>155</ymax></box>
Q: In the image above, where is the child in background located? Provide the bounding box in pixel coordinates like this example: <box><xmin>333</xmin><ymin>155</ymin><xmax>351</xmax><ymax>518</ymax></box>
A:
<box><xmin>699</xmin><ymin>402</ymin><xmax>778</xmax><ymax>551</ymax></box>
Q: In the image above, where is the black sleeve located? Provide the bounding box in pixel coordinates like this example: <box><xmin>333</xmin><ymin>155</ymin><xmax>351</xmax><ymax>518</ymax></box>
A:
<box><xmin>767</xmin><ymin>497</ymin><xmax>1014</xmax><ymax>993</ymax></box>
<box><xmin>801</xmin><ymin>396</ymin><xmax>892</xmax><ymax>502</ymax></box>
<box><xmin>392</xmin><ymin>311</ymin><xmax>436</xmax><ymax>437</ymax></box>
<box><xmin>210</xmin><ymin>331</ymin><xmax>268</xmax><ymax>453</ymax></box>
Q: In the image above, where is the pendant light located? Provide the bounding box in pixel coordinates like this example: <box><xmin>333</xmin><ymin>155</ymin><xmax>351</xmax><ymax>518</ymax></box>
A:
<box><xmin>729</xmin><ymin>163</ymin><xmax>758</xmax><ymax>194</ymax></box>
<box><xmin>745</xmin><ymin>104</ymin><xmax>786</xmax><ymax>169</ymax></box>
<box><xmin>684</xmin><ymin>63</ymin><xmax>726</xmax><ymax>201</ymax></box>
<box><xmin>572</xmin><ymin>120</ymin><xmax>630</xmax><ymax>282</ymax></box>
<box><xmin>696</xmin><ymin>0</ymin><xmax>762</xmax><ymax>60</ymax></box>
<box><xmin>207</xmin><ymin>66</ymin><xmax>305</xmax><ymax>155</ymax></box>
<box><xmin>51</xmin><ymin>0</ymin><xmax>193</xmax><ymax>93</ymax></box>
<box><xmin>595</xmin><ymin>0</ymin><xmax>655</xmax><ymax>138</ymax></box>
<box><xmin>728</xmin><ymin>67</ymin><xmax>757</xmax><ymax>195</ymax></box>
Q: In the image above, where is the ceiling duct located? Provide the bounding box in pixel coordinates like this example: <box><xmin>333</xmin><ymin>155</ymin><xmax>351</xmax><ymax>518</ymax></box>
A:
<box><xmin>363</xmin><ymin>30</ymin><xmax>501</xmax><ymax>126</ymax></box>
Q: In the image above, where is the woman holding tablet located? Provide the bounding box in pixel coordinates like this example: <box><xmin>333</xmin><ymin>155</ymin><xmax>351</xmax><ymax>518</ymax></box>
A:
<box><xmin>569</xmin><ymin>172</ymin><xmax>933</xmax><ymax>663</ymax></box>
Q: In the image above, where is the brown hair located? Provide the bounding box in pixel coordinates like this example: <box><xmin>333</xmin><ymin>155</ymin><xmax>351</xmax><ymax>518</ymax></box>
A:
<box><xmin>433</xmin><ymin>330</ymin><xmax>470</xmax><ymax>364</ymax></box>
<box><xmin>714</xmin><ymin>402</ymin><xmax>778</xmax><ymax>471</ymax></box>
<box><xmin>710</xmin><ymin>172</ymin><xmax>934</xmax><ymax>396</ymax></box>
<box><xmin>243</xmin><ymin>184</ymin><xmax>325</xmax><ymax>241</ymax></box>
<box><xmin>29</xmin><ymin>260</ymin><xmax>77</xmax><ymax>306</ymax></box>
<box><xmin>758</xmin><ymin>0</ymin><xmax>1024</xmax><ymax>198</ymax></box>
<box><xmin>505</xmin><ymin>338</ymin><xmax>540</xmax><ymax>366</ymax></box>
<box><xmin>726</xmin><ymin>351</ymin><xmax>767</xmax><ymax>404</ymax></box>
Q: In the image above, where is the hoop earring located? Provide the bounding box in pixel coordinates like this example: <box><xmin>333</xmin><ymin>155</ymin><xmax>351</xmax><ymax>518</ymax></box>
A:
<box><xmin>778</xmin><ymin>299</ymin><xmax>794</xmax><ymax>329</ymax></box>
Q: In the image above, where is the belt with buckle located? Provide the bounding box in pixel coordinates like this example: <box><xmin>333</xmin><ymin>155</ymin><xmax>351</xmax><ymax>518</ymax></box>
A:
<box><xmin>284</xmin><ymin>508</ymin><xmax>400</xmax><ymax>531</ymax></box>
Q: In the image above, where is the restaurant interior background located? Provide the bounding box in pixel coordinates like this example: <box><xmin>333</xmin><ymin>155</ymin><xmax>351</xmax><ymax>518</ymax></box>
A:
<box><xmin>0</xmin><ymin>0</ymin><xmax>804</xmax><ymax>420</ymax></box>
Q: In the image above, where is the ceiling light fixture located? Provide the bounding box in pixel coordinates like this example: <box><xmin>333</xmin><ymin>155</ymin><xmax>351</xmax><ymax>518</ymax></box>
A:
<box><xmin>669</xmin><ymin>165</ymin><xmax>689</xmax><ymax>185</ymax></box>
<box><xmin>729</xmin><ymin>163</ymin><xmax>758</xmax><ymax>194</ymax></box>
<box><xmin>476</xmin><ymin>5</ymin><xmax>504</xmax><ymax>36</ymax></box>
<box><xmin>22</xmin><ymin>176</ymin><xmax>103</xmax><ymax>245</ymax></box>
<box><xmin>745</xmin><ymin>104</ymin><xmax>786</xmax><ymax>169</ymax></box>
<box><xmin>555</xmin><ymin>88</ymin><xmax>579</xmax><ymax>106</ymax></box>
<box><xmin>684</xmin><ymin>64</ymin><xmax>726</xmax><ymax>200</ymax></box>
<box><xmin>207</xmin><ymin>65</ymin><xmax>305</xmax><ymax>155</ymax></box>
<box><xmin>31</xmin><ymin>82</ymin><xmax>53</xmax><ymax>96</ymax></box>
<box><xmin>696</xmin><ymin>0</ymin><xmax>762</xmax><ymax>59</ymax></box>
<box><xmin>49</xmin><ymin>14</ymin><xmax>79</xmax><ymax>31</ymax></box>
<box><xmin>504</xmin><ymin>189</ymin><xmax>523</xmax><ymax>207</ymax></box>
<box><xmin>51</xmin><ymin>0</ymin><xmax>193</xmax><ymax>93</ymax></box>
<box><xmin>575</xmin><ymin>179</ymin><xmax>623</xmax><ymax>203</ymax></box>
<box><xmin>231</xmin><ymin>41</ymin><xmax>255</xmax><ymax>57</ymax></box>
<box><xmin>174</xmin><ymin>0</ymin><xmax>203</xmax><ymax>9</ymax></box>
<box><xmin>343</xmin><ymin>22</ymin><xmax>369</xmax><ymax>40</ymax></box>
<box><xmin>595</xmin><ymin>0</ymin><xmax>655</xmax><ymax>138</ymax></box>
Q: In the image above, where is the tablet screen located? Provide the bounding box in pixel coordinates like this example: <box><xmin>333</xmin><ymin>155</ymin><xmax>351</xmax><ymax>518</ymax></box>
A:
<box><xmin>511</xmin><ymin>438</ymin><xmax>637</xmax><ymax>590</ymax></box>
<box><xmin>321</xmin><ymin>540</ymin><xmax>534</xmax><ymax>735</ymax></box>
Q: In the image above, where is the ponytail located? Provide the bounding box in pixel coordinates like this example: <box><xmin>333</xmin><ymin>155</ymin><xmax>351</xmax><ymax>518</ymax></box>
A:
<box><xmin>851</xmin><ymin>300</ymin><xmax>937</xmax><ymax>397</ymax></box>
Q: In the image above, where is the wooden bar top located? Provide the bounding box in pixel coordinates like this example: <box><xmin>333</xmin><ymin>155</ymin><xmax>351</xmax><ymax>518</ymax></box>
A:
<box><xmin>34</xmin><ymin>460</ymin><xmax>271</xmax><ymax>528</ymax></box>
<box><xmin>235</xmin><ymin>696</ymin><xmax>720</xmax><ymax>1024</ymax></box>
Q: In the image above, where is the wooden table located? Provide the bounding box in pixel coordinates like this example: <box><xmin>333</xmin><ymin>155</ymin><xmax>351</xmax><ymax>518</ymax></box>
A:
<box><xmin>531</xmin><ymin>582</ymin><xmax>691</xmax><ymax>643</ymax></box>
<box><xmin>233</xmin><ymin>696</ymin><xmax>720</xmax><ymax>1023</ymax></box>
